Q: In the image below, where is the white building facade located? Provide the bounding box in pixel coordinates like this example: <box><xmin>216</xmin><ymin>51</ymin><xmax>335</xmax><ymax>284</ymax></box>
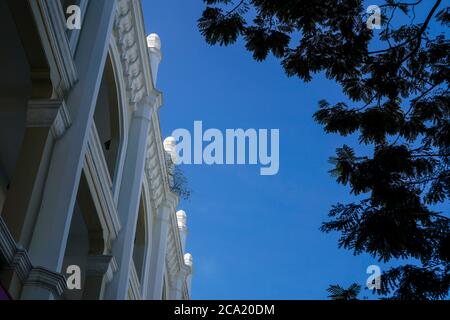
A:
<box><xmin>0</xmin><ymin>0</ymin><xmax>193</xmax><ymax>300</ymax></box>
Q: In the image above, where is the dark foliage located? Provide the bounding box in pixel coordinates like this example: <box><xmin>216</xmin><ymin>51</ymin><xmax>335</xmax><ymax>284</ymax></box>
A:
<box><xmin>327</xmin><ymin>283</ymin><xmax>362</xmax><ymax>300</ymax></box>
<box><xmin>168</xmin><ymin>159</ymin><xmax>191</xmax><ymax>201</ymax></box>
<box><xmin>198</xmin><ymin>0</ymin><xmax>449</xmax><ymax>299</ymax></box>
<box><xmin>171</xmin><ymin>166</ymin><xmax>191</xmax><ymax>200</ymax></box>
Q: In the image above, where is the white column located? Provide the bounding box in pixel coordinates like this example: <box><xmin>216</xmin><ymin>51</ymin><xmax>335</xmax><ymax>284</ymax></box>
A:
<box><xmin>176</xmin><ymin>210</ymin><xmax>188</xmax><ymax>253</ymax></box>
<box><xmin>103</xmin><ymin>99</ymin><xmax>157</xmax><ymax>300</ymax></box>
<box><xmin>147</xmin><ymin>34</ymin><xmax>162</xmax><ymax>87</ymax></box>
<box><xmin>22</xmin><ymin>0</ymin><xmax>116</xmax><ymax>300</ymax></box>
<box><xmin>145</xmin><ymin>193</ymin><xmax>178</xmax><ymax>300</ymax></box>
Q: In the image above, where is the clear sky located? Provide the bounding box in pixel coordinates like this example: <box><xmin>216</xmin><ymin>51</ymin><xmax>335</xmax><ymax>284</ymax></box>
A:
<box><xmin>140</xmin><ymin>1</ymin><xmax>443</xmax><ymax>300</ymax></box>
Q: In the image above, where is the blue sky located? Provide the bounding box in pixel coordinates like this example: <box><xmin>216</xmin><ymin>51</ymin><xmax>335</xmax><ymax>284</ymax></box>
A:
<box><xmin>141</xmin><ymin>1</ymin><xmax>445</xmax><ymax>300</ymax></box>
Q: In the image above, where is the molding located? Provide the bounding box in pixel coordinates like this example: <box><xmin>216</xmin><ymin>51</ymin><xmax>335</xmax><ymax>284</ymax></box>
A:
<box><xmin>113</xmin><ymin>0</ymin><xmax>154</xmax><ymax>106</ymax></box>
<box><xmin>166</xmin><ymin>227</ymin><xmax>179</xmax><ymax>284</ymax></box>
<box><xmin>0</xmin><ymin>217</ymin><xmax>67</xmax><ymax>297</ymax></box>
<box><xmin>0</xmin><ymin>217</ymin><xmax>17</xmax><ymax>266</ymax></box>
<box><xmin>23</xmin><ymin>267</ymin><xmax>67</xmax><ymax>296</ymax></box>
<box><xmin>128</xmin><ymin>261</ymin><xmax>142</xmax><ymax>300</ymax></box>
<box><xmin>147</xmin><ymin>112</ymin><xmax>174</xmax><ymax>209</ymax></box>
<box><xmin>111</xmin><ymin>0</ymin><xmax>189</xmax><ymax>299</ymax></box>
<box><xmin>145</xmin><ymin>128</ymin><xmax>165</xmax><ymax>209</ymax></box>
<box><xmin>51</xmin><ymin>101</ymin><xmax>71</xmax><ymax>138</ymax></box>
<box><xmin>83</xmin><ymin>123</ymin><xmax>122</xmax><ymax>250</ymax></box>
<box><xmin>107</xmin><ymin>40</ymin><xmax>130</xmax><ymax>202</ymax></box>
<box><xmin>182</xmin><ymin>282</ymin><xmax>189</xmax><ymax>300</ymax></box>
<box><xmin>145</xmin><ymin>122</ymin><xmax>176</xmax><ymax>216</ymax></box>
<box><xmin>26</xmin><ymin>99</ymin><xmax>72</xmax><ymax>139</ymax></box>
<box><xmin>112</xmin><ymin>0</ymin><xmax>188</xmax><ymax>301</ymax></box>
<box><xmin>106</xmin><ymin>256</ymin><xmax>119</xmax><ymax>284</ymax></box>
<box><xmin>10</xmin><ymin>249</ymin><xmax>33</xmax><ymax>282</ymax></box>
<box><xmin>113</xmin><ymin>0</ymin><xmax>174</xmax><ymax>227</ymax></box>
<box><xmin>28</xmin><ymin>0</ymin><xmax>78</xmax><ymax>97</ymax></box>
<box><xmin>165</xmin><ymin>209</ymin><xmax>191</xmax><ymax>298</ymax></box>
<box><xmin>86</xmin><ymin>255</ymin><xmax>113</xmax><ymax>276</ymax></box>
<box><xmin>86</xmin><ymin>255</ymin><xmax>118</xmax><ymax>284</ymax></box>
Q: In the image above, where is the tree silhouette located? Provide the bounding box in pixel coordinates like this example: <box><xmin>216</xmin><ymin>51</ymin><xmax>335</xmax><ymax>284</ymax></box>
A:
<box><xmin>198</xmin><ymin>0</ymin><xmax>449</xmax><ymax>299</ymax></box>
<box><xmin>327</xmin><ymin>283</ymin><xmax>361</xmax><ymax>300</ymax></box>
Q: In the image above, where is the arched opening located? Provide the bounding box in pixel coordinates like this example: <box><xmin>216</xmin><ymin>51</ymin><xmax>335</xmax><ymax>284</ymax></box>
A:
<box><xmin>0</xmin><ymin>0</ymin><xmax>55</xmax><ymax>252</ymax></box>
<box><xmin>0</xmin><ymin>1</ymin><xmax>58</xmax><ymax>300</ymax></box>
<box><xmin>62</xmin><ymin>172</ymin><xmax>107</xmax><ymax>300</ymax></box>
<box><xmin>132</xmin><ymin>193</ymin><xmax>147</xmax><ymax>284</ymax></box>
<box><xmin>93</xmin><ymin>54</ymin><xmax>122</xmax><ymax>183</ymax></box>
<box><xmin>0</xmin><ymin>1</ymin><xmax>33</xmax><ymax>218</ymax></box>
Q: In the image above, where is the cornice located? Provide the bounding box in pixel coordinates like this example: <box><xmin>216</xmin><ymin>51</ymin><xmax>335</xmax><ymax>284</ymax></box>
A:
<box><xmin>26</xmin><ymin>99</ymin><xmax>72</xmax><ymax>140</ymax></box>
<box><xmin>86</xmin><ymin>255</ymin><xmax>118</xmax><ymax>284</ymax></box>
<box><xmin>28</xmin><ymin>0</ymin><xmax>78</xmax><ymax>97</ymax></box>
<box><xmin>112</xmin><ymin>0</ymin><xmax>189</xmax><ymax>299</ymax></box>
<box><xmin>0</xmin><ymin>217</ymin><xmax>67</xmax><ymax>297</ymax></box>
<box><xmin>0</xmin><ymin>218</ymin><xmax>18</xmax><ymax>273</ymax></box>
<box><xmin>114</xmin><ymin>0</ymin><xmax>174</xmax><ymax>221</ymax></box>
<box><xmin>113</xmin><ymin>0</ymin><xmax>173</xmax><ymax>214</ymax></box>
<box><xmin>24</xmin><ymin>267</ymin><xmax>67</xmax><ymax>296</ymax></box>
<box><xmin>145</xmin><ymin>119</ymin><xmax>177</xmax><ymax>212</ymax></box>
<box><xmin>113</xmin><ymin>0</ymin><xmax>155</xmax><ymax>107</ymax></box>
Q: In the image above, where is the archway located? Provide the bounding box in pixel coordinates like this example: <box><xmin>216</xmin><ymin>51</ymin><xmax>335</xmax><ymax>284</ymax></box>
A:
<box><xmin>93</xmin><ymin>54</ymin><xmax>122</xmax><ymax>184</ymax></box>
<box><xmin>0</xmin><ymin>0</ymin><xmax>57</xmax><ymax>247</ymax></box>
<box><xmin>133</xmin><ymin>192</ymin><xmax>147</xmax><ymax>285</ymax></box>
<box><xmin>0</xmin><ymin>0</ymin><xmax>61</xmax><ymax>300</ymax></box>
<box><xmin>62</xmin><ymin>171</ymin><xmax>109</xmax><ymax>300</ymax></box>
<box><xmin>0</xmin><ymin>0</ymin><xmax>35</xmax><ymax>230</ymax></box>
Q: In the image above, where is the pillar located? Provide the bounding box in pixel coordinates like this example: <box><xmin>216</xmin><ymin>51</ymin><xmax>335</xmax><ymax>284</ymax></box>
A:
<box><xmin>103</xmin><ymin>98</ymin><xmax>157</xmax><ymax>300</ymax></box>
<box><xmin>1</xmin><ymin>100</ymin><xmax>70</xmax><ymax>247</ymax></box>
<box><xmin>0</xmin><ymin>100</ymin><xmax>70</xmax><ymax>297</ymax></box>
<box><xmin>145</xmin><ymin>193</ymin><xmax>178</xmax><ymax>300</ymax></box>
<box><xmin>22</xmin><ymin>0</ymin><xmax>117</xmax><ymax>300</ymax></box>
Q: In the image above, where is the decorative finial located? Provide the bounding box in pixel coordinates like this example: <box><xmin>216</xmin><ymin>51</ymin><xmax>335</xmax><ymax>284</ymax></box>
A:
<box><xmin>164</xmin><ymin>137</ymin><xmax>178</xmax><ymax>164</ymax></box>
<box><xmin>176</xmin><ymin>210</ymin><xmax>188</xmax><ymax>229</ymax></box>
<box><xmin>184</xmin><ymin>253</ymin><xmax>193</xmax><ymax>268</ymax></box>
<box><xmin>147</xmin><ymin>33</ymin><xmax>161</xmax><ymax>50</ymax></box>
<box><xmin>147</xmin><ymin>33</ymin><xmax>162</xmax><ymax>86</ymax></box>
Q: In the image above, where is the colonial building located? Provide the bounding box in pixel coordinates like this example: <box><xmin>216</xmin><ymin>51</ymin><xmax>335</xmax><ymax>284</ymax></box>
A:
<box><xmin>0</xmin><ymin>0</ymin><xmax>193</xmax><ymax>300</ymax></box>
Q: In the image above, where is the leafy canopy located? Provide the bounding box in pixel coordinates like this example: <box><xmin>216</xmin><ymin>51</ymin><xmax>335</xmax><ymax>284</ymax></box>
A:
<box><xmin>198</xmin><ymin>0</ymin><xmax>449</xmax><ymax>300</ymax></box>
